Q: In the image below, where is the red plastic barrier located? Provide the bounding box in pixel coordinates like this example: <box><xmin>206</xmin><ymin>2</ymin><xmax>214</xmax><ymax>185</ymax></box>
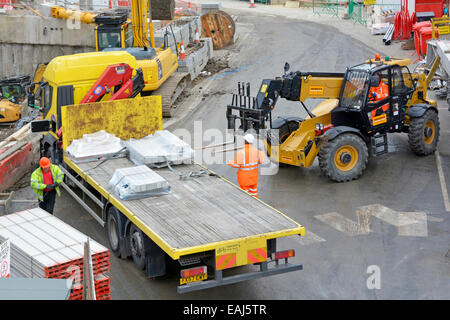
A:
<box><xmin>419</xmin><ymin>26</ymin><xmax>439</xmax><ymax>56</ymax></box>
<box><xmin>0</xmin><ymin>142</ymin><xmax>33</xmax><ymax>192</ymax></box>
<box><xmin>415</xmin><ymin>0</ymin><xmax>443</xmax><ymax>18</ymax></box>
<box><xmin>413</xmin><ymin>21</ymin><xmax>432</xmax><ymax>59</ymax></box>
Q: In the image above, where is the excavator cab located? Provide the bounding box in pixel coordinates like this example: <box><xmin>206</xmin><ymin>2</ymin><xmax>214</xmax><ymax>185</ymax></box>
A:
<box><xmin>94</xmin><ymin>11</ymin><xmax>133</xmax><ymax>51</ymax></box>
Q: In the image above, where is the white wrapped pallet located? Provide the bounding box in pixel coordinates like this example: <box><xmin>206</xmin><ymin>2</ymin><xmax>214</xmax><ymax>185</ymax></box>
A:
<box><xmin>65</xmin><ymin>130</ymin><xmax>125</xmax><ymax>163</ymax></box>
<box><xmin>125</xmin><ymin>130</ymin><xmax>194</xmax><ymax>166</ymax></box>
<box><xmin>109</xmin><ymin>165</ymin><xmax>171</xmax><ymax>200</ymax></box>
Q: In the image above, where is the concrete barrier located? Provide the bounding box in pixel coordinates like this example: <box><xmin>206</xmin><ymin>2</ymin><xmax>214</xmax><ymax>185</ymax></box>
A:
<box><xmin>154</xmin><ymin>16</ymin><xmax>202</xmax><ymax>52</ymax></box>
<box><xmin>177</xmin><ymin>37</ymin><xmax>213</xmax><ymax>80</ymax></box>
<box><xmin>0</xmin><ymin>15</ymin><xmax>95</xmax><ymax>78</ymax></box>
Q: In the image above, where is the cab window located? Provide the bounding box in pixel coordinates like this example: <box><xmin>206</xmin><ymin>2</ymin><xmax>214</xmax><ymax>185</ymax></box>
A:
<box><xmin>40</xmin><ymin>83</ymin><xmax>53</xmax><ymax>116</ymax></box>
<box><xmin>98</xmin><ymin>30</ymin><xmax>121</xmax><ymax>51</ymax></box>
<box><xmin>124</xmin><ymin>26</ymin><xmax>133</xmax><ymax>48</ymax></box>
<box><xmin>392</xmin><ymin>66</ymin><xmax>414</xmax><ymax>95</ymax></box>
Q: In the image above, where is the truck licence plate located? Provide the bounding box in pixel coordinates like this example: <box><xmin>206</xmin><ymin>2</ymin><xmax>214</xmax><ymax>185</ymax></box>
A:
<box><xmin>180</xmin><ymin>273</ymin><xmax>207</xmax><ymax>285</ymax></box>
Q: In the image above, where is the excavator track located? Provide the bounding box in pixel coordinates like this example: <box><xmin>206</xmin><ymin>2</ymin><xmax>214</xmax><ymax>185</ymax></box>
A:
<box><xmin>152</xmin><ymin>72</ymin><xmax>189</xmax><ymax>117</ymax></box>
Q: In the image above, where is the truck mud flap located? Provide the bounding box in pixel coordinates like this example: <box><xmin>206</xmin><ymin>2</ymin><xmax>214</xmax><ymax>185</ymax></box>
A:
<box><xmin>177</xmin><ymin>261</ymin><xmax>302</xmax><ymax>294</ymax></box>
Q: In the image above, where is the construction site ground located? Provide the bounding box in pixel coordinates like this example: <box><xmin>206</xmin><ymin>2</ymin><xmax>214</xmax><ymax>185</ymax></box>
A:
<box><xmin>4</xmin><ymin>2</ymin><xmax>450</xmax><ymax>299</ymax></box>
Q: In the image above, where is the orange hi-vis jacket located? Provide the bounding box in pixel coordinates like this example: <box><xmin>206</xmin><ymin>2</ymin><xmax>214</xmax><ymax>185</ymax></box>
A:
<box><xmin>228</xmin><ymin>144</ymin><xmax>265</xmax><ymax>187</ymax></box>
<box><xmin>369</xmin><ymin>81</ymin><xmax>389</xmax><ymax>117</ymax></box>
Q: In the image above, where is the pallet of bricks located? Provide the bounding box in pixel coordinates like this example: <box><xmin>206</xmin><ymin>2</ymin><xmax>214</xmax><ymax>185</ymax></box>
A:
<box><xmin>0</xmin><ymin>207</ymin><xmax>111</xmax><ymax>300</ymax></box>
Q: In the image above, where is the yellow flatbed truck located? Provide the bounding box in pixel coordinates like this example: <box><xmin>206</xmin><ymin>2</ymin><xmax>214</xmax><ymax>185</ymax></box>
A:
<box><xmin>31</xmin><ymin>96</ymin><xmax>305</xmax><ymax>294</ymax></box>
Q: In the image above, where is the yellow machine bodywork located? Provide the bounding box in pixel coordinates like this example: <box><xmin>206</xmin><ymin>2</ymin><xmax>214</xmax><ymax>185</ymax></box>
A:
<box><xmin>0</xmin><ymin>99</ymin><xmax>21</xmax><ymax>123</ymax></box>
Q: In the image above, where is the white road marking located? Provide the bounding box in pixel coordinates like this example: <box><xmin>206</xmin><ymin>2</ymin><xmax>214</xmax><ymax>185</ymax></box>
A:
<box><xmin>296</xmin><ymin>231</ymin><xmax>326</xmax><ymax>246</ymax></box>
<box><xmin>427</xmin><ymin>216</ymin><xmax>444</xmax><ymax>222</ymax></box>
<box><xmin>435</xmin><ymin>149</ymin><xmax>450</xmax><ymax>212</ymax></box>
<box><xmin>397</xmin><ymin>211</ymin><xmax>428</xmax><ymax>237</ymax></box>
<box><xmin>314</xmin><ymin>204</ymin><xmax>437</xmax><ymax>238</ymax></box>
<box><xmin>280</xmin><ymin>232</ymin><xmax>326</xmax><ymax>246</ymax></box>
<box><xmin>358</xmin><ymin>204</ymin><xmax>418</xmax><ymax>227</ymax></box>
<box><xmin>314</xmin><ymin>212</ymin><xmax>371</xmax><ymax>236</ymax></box>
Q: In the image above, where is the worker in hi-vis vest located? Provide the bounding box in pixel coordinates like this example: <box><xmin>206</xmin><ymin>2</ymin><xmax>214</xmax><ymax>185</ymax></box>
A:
<box><xmin>228</xmin><ymin>134</ymin><xmax>265</xmax><ymax>198</ymax></box>
<box><xmin>30</xmin><ymin>157</ymin><xmax>64</xmax><ymax>214</ymax></box>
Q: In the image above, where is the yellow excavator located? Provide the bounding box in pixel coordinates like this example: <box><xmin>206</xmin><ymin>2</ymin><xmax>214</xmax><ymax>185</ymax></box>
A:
<box><xmin>48</xmin><ymin>1</ymin><xmax>183</xmax><ymax>115</ymax></box>
<box><xmin>0</xmin><ymin>76</ymin><xmax>31</xmax><ymax>124</ymax></box>
<box><xmin>227</xmin><ymin>55</ymin><xmax>441</xmax><ymax>182</ymax></box>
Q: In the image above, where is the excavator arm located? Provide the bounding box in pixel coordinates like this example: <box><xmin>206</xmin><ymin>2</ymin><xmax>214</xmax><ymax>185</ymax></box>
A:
<box><xmin>226</xmin><ymin>68</ymin><xmax>344</xmax><ymax>132</ymax></box>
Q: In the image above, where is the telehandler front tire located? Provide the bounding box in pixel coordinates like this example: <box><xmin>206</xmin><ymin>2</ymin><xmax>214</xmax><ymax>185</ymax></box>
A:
<box><xmin>318</xmin><ymin>133</ymin><xmax>369</xmax><ymax>182</ymax></box>
<box><xmin>408</xmin><ymin>109</ymin><xmax>439</xmax><ymax>156</ymax></box>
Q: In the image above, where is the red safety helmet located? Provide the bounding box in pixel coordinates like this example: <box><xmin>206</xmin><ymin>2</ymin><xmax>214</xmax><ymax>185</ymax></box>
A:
<box><xmin>40</xmin><ymin>157</ymin><xmax>51</xmax><ymax>169</ymax></box>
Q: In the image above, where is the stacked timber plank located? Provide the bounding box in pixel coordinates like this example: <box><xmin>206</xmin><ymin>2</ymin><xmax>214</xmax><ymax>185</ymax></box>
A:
<box><xmin>0</xmin><ymin>208</ymin><xmax>111</xmax><ymax>300</ymax></box>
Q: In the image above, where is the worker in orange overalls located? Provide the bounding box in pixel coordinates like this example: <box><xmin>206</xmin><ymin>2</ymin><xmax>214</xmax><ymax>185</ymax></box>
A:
<box><xmin>228</xmin><ymin>134</ymin><xmax>265</xmax><ymax>198</ymax></box>
<box><xmin>369</xmin><ymin>74</ymin><xmax>390</xmax><ymax>119</ymax></box>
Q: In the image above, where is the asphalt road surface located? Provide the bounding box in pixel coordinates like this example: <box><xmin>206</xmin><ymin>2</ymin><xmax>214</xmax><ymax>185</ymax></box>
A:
<box><xmin>18</xmin><ymin>9</ymin><xmax>450</xmax><ymax>299</ymax></box>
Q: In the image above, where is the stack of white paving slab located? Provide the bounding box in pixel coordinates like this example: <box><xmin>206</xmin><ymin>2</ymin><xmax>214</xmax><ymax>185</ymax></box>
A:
<box><xmin>65</xmin><ymin>130</ymin><xmax>125</xmax><ymax>163</ymax></box>
<box><xmin>0</xmin><ymin>208</ymin><xmax>110</xmax><ymax>281</ymax></box>
<box><xmin>125</xmin><ymin>130</ymin><xmax>194</xmax><ymax>166</ymax></box>
<box><xmin>109</xmin><ymin>165</ymin><xmax>171</xmax><ymax>200</ymax></box>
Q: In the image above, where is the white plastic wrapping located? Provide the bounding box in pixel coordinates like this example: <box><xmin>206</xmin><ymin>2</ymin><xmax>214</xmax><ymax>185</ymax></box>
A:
<box><xmin>108</xmin><ymin>165</ymin><xmax>171</xmax><ymax>200</ymax></box>
<box><xmin>66</xmin><ymin>130</ymin><xmax>126</xmax><ymax>163</ymax></box>
<box><xmin>124</xmin><ymin>130</ymin><xmax>194</xmax><ymax>166</ymax></box>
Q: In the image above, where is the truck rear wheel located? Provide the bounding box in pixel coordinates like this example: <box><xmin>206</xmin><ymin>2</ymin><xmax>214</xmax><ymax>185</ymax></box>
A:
<box><xmin>408</xmin><ymin>109</ymin><xmax>440</xmax><ymax>155</ymax></box>
<box><xmin>107</xmin><ymin>207</ymin><xmax>121</xmax><ymax>257</ymax></box>
<box><xmin>129</xmin><ymin>224</ymin><xmax>146</xmax><ymax>270</ymax></box>
<box><xmin>318</xmin><ymin>133</ymin><xmax>368</xmax><ymax>182</ymax></box>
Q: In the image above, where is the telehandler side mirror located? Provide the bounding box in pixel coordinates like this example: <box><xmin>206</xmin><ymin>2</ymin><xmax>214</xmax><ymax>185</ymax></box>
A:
<box><xmin>284</xmin><ymin>62</ymin><xmax>290</xmax><ymax>75</ymax></box>
<box><xmin>30</xmin><ymin>119</ymin><xmax>56</xmax><ymax>133</ymax></box>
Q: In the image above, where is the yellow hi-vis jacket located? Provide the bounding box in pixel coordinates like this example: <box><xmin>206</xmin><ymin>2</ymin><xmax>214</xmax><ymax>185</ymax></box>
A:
<box><xmin>30</xmin><ymin>164</ymin><xmax>64</xmax><ymax>202</ymax></box>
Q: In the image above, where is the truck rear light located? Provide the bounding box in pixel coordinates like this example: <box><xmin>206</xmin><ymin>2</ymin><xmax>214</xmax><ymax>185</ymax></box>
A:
<box><xmin>180</xmin><ymin>265</ymin><xmax>207</xmax><ymax>278</ymax></box>
<box><xmin>273</xmin><ymin>249</ymin><xmax>295</xmax><ymax>260</ymax></box>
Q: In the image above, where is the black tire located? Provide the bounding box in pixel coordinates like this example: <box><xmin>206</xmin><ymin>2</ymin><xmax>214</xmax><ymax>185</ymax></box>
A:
<box><xmin>106</xmin><ymin>207</ymin><xmax>121</xmax><ymax>258</ymax></box>
<box><xmin>129</xmin><ymin>224</ymin><xmax>146</xmax><ymax>270</ymax></box>
<box><xmin>267</xmin><ymin>121</ymin><xmax>300</xmax><ymax>166</ymax></box>
<box><xmin>408</xmin><ymin>109</ymin><xmax>440</xmax><ymax>156</ymax></box>
<box><xmin>318</xmin><ymin>133</ymin><xmax>369</xmax><ymax>182</ymax></box>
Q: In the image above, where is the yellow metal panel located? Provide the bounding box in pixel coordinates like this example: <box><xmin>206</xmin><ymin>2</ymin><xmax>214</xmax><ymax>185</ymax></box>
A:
<box><xmin>299</xmin><ymin>76</ymin><xmax>343</xmax><ymax>101</ymax></box>
<box><xmin>279</xmin><ymin>113</ymin><xmax>331</xmax><ymax>167</ymax></box>
<box><xmin>61</xmin><ymin>96</ymin><xmax>162</xmax><ymax>150</ymax></box>
<box><xmin>308</xmin><ymin>99</ymin><xmax>339</xmax><ymax>118</ymax></box>
<box><xmin>372</xmin><ymin>113</ymin><xmax>387</xmax><ymax>126</ymax></box>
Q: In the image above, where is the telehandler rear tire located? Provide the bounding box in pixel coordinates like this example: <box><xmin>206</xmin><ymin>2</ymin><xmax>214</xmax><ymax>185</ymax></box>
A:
<box><xmin>408</xmin><ymin>109</ymin><xmax>439</xmax><ymax>156</ymax></box>
<box><xmin>318</xmin><ymin>133</ymin><xmax>369</xmax><ymax>182</ymax></box>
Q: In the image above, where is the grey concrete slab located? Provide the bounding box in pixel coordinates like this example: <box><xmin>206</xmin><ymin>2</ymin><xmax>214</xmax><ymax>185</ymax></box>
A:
<box><xmin>0</xmin><ymin>278</ymin><xmax>72</xmax><ymax>300</ymax></box>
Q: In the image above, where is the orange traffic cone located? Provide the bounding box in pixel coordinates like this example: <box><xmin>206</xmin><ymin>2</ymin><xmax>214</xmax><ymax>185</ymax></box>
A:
<box><xmin>194</xmin><ymin>28</ymin><xmax>200</xmax><ymax>43</ymax></box>
<box><xmin>179</xmin><ymin>40</ymin><xmax>186</xmax><ymax>60</ymax></box>
<box><xmin>249</xmin><ymin>0</ymin><xmax>255</xmax><ymax>8</ymax></box>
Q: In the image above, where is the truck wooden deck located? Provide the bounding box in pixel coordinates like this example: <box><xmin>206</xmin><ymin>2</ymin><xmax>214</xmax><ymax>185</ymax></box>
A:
<box><xmin>33</xmin><ymin>96</ymin><xmax>305</xmax><ymax>293</ymax></box>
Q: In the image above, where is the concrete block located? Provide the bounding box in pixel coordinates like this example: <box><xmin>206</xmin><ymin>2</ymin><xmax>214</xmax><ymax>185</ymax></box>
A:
<box><xmin>154</xmin><ymin>17</ymin><xmax>201</xmax><ymax>51</ymax></box>
<box><xmin>177</xmin><ymin>37</ymin><xmax>213</xmax><ymax>80</ymax></box>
